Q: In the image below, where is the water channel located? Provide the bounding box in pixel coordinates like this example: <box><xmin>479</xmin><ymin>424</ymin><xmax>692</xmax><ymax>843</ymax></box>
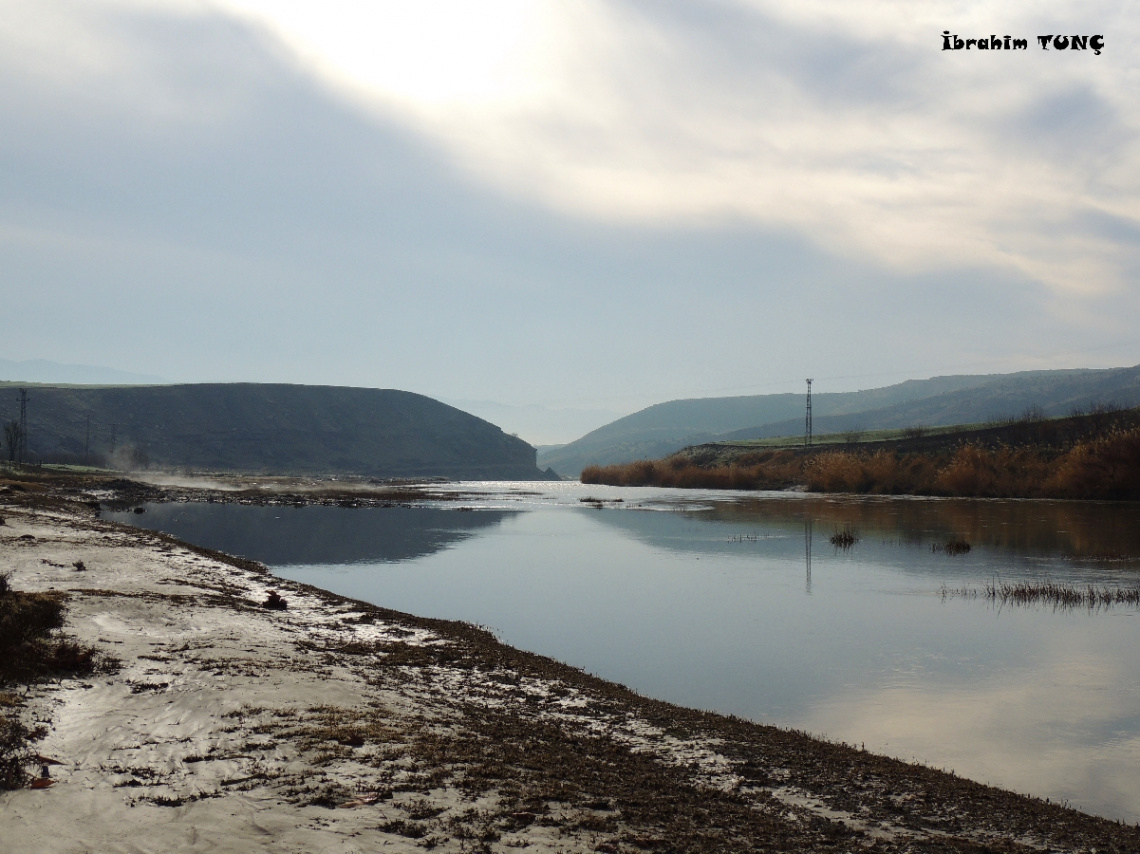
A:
<box><xmin>109</xmin><ymin>482</ymin><xmax>1140</xmax><ymax>822</ymax></box>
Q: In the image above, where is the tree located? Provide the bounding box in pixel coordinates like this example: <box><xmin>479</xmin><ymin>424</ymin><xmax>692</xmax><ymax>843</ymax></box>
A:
<box><xmin>3</xmin><ymin>421</ymin><xmax>22</xmax><ymax>462</ymax></box>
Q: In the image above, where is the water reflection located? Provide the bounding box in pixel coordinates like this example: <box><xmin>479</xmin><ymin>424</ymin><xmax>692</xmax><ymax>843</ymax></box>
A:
<box><xmin>702</xmin><ymin>495</ymin><xmax>1140</xmax><ymax>561</ymax></box>
<box><xmin>803</xmin><ymin>628</ymin><xmax>1140</xmax><ymax>820</ymax></box>
<box><xmin>108</xmin><ymin>487</ymin><xmax>1140</xmax><ymax>822</ymax></box>
<box><xmin>106</xmin><ymin>503</ymin><xmax>517</xmax><ymax>565</ymax></box>
<box><xmin>805</xmin><ymin>517</ymin><xmax>812</xmax><ymax>594</ymax></box>
<box><xmin>581</xmin><ymin>497</ymin><xmax>1140</xmax><ymax>588</ymax></box>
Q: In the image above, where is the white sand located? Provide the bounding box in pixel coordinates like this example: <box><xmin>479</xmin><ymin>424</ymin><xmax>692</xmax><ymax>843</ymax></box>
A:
<box><xmin>0</xmin><ymin>505</ymin><xmax>745</xmax><ymax>852</ymax></box>
<box><xmin>3</xmin><ymin>499</ymin><xmax>1135</xmax><ymax>853</ymax></box>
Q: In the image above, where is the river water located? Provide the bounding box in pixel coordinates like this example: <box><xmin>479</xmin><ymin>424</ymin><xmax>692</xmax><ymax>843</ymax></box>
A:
<box><xmin>109</xmin><ymin>482</ymin><xmax>1140</xmax><ymax>822</ymax></box>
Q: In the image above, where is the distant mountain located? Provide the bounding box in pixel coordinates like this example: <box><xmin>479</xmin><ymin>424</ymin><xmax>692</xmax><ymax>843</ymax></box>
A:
<box><xmin>441</xmin><ymin>398</ymin><xmax>624</xmax><ymax>446</ymax></box>
<box><xmin>539</xmin><ymin>366</ymin><xmax>1140</xmax><ymax>476</ymax></box>
<box><xmin>1</xmin><ymin>383</ymin><xmax>553</xmax><ymax>480</ymax></box>
<box><xmin>0</xmin><ymin>358</ymin><xmax>163</xmax><ymax>385</ymax></box>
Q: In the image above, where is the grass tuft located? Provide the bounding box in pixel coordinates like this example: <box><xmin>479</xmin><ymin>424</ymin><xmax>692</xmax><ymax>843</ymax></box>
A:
<box><xmin>942</xmin><ymin>580</ymin><xmax>1140</xmax><ymax>609</ymax></box>
<box><xmin>0</xmin><ymin>573</ymin><xmax>115</xmax><ymax>789</ymax></box>
<box><xmin>829</xmin><ymin>527</ymin><xmax>859</xmax><ymax>549</ymax></box>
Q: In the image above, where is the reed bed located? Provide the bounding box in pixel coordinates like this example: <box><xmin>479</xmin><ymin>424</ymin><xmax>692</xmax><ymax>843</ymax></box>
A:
<box><xmin>581</xmin><ymin>452</ymin><xmax>803</xmax><ymax>491</ymax></box>
<box><xmin>941</xmin><ymin>580</ymin><xmax>1140</xmax><ymax>609</ymax></box>
<box><xmin>829</xmin><ymin>527</ymin><xmax>859</xmax><ymax>548</ymax></box>
<box><xmin>582</xmin><ymin>426</ymin><xmax>1140</xmax><ymax>501</ymax></box>
<box><xmin>932</xmin><ymin>539</ymin><xmax>971</xmax><ymax>555</ymax></box>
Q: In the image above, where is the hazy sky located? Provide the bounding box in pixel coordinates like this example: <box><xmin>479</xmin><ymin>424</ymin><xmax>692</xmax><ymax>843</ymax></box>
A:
<box><xmin>3</xmin><ymin>1</ymin><xmax>1139</xmax><ymax>442</ymax></box>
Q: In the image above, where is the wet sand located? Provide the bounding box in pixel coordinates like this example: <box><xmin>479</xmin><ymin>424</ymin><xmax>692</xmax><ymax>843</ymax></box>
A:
<box><xmin>1</xmin><ymin>482</ymin><xmax>1138</xmax><ymax>853</ymax></box>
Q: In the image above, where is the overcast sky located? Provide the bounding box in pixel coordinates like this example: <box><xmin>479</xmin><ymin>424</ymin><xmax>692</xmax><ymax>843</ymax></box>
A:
<box><xmin>3</xmin><ymin>1</ymin><xmax>1139</xmax><ymax>442</ymax></box>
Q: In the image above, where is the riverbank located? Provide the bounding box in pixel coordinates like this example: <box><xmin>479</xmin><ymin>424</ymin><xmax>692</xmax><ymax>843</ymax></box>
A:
<box><xmin>582</xmin><ymin>409</ymin><xmax>1140</xmax><ymax>500</ymax></box>
<box><xmin>2</xmin><ymin>478</ymin><xmax>1139</xmax><ymax>852</ymax></box>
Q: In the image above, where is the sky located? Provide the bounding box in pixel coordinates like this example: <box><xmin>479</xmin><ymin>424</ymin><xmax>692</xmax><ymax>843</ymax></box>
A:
<box><xmin>3</xmin><ymin>0</ymin><xmax>1139</xmax><ymax>443</ymax></box>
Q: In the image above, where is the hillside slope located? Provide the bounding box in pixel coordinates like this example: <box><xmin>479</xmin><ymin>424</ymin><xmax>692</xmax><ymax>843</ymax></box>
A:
<box><xmin>1</xmin><ymin>383</ymin><xmax>550</xmax><ymax>480</ymax></box>
<box><xmin>540</xmin><ymin>366</ymin><xmax>1140</xmax><ymax>476</ymax></box>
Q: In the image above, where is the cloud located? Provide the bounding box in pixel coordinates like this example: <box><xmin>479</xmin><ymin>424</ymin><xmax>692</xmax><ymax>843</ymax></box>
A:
<box><xmin>9</xmin><ymin>0</ymin><xmax>1140</xmax><ymax>297</ymax></box>
<box><xmin>182</xmin><ymin>0</ymin><xmax>1140</xmax><ymax>295</ymax></box>
<box><xmin>1</xmin><ymin>0</ymin><xmax>1138</xmax><ymax>408</ymax></box>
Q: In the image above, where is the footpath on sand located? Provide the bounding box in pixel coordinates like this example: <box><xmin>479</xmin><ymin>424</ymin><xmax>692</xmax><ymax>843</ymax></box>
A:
<box><xmin>1</xmin><ymin>491</ymin><xmax>1139</xmax><ymax>853</ymax></box>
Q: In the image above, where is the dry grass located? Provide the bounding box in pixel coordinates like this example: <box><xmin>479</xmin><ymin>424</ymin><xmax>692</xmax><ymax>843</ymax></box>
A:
<box><xmin>583</xmin><ymin>416</ymin><xmax>1140</xmax><ymax>501</ymax></box>
<box><xmin>933</xmin><ymin>539</ymin><xmax>972</xmax><ymax>555</ymax></box>
<box><xmin>807</xmin><ymin>428</ymin><xmax>1140</xmax><ymax>499</ymax></box>
<box><xmin>0</xmin><ymin>572</ymin><xmax>116</xmax><ymax>789</ymax></box>
<box><xmin>581</xmin><ymin>450</ymin><xmax>804</xmax><ymax>491</ymax></box>
<box><xmin>942</xmin><ymin>580</ymin><xmax>1140</xmax><ymax>609</ymax></box>
<box><xmin>829</xmin><ymin>527</ymin><xmax>858</xmax><ymax>549</ymax></box>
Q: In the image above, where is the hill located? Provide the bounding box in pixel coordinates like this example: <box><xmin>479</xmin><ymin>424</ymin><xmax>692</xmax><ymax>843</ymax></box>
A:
<box><xmin>540</xmin><ymin>365</ymin><xmax>1140</xmax><ymax>476</ymax></box>
<box><xmin>581</xmin><ymin>405</ymin><xmax>1140</xmax><ymax>500</ymax></box>
<box><xmin>0</xmin><ymin>383</ymin><xmax>552</xmax><ymax>480</ymax></box>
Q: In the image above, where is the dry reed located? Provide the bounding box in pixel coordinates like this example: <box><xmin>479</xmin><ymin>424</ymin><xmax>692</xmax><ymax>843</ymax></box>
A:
<box><xmin>583</xmin><ymin>426</ymin><xmax>1140</xmax><ymax>501</ymax></box>
<box><xmin>941</xmin><ymin>580</ymin><xmax>1140</xmax><ymax>609</ymax></box>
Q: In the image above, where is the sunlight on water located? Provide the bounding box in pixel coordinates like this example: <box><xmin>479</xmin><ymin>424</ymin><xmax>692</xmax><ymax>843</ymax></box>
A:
<box><xmin>110</xmin><ymin>483</ymin><xmax>1140</xmax><ymax>821</ymax></box>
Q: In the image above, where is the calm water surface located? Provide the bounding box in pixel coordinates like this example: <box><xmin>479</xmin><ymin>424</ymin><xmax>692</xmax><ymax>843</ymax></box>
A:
<box><xmin>110</xmin><ymin>482</ymin><xmax>1140</xmax><ymax>822</ymax></box>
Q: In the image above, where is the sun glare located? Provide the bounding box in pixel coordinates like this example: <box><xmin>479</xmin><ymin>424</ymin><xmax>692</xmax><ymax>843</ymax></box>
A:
<box><xmin>217</xmin><ymin>0</ymin><xmax>557</xmax><ymax>108</ymax></box>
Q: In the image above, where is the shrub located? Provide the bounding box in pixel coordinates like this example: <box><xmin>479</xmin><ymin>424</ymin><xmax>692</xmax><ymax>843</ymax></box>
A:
<box><xmin>936</xmin><ymin>445</ymin><xmax>998</xmax><ymax>496</ymax></box>
<box><xmin>0</xmin><ymin>713</ymin><xmax>43</xmax><ymax>790</ymax></box>
<box><xmin>1046</xmin><ymin>428</ymin><xmax>1140</xmax><ymax>500</ymax></box>
<box><xmin>0</xmin><ymin>576</ymin><xmax>102</xmax><ymax>791</ymax></box>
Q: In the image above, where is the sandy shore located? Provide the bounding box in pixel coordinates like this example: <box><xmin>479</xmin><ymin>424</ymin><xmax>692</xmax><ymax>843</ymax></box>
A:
<box><xmin>2</xmin><ymin>484</ymin><xmax>1139</xmax><ymax>853</ymax></box>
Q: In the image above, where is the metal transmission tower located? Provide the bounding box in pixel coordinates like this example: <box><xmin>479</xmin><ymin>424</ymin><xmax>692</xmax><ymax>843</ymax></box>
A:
<box><xmin>804</xmin><ymin>379</ymin><xmax>813</xmax><ymax>447</ymax></box>
<box><xmin>17</xmin><ymin>387</ymin><xmax>27</xmax><ymax>462</ymax></box>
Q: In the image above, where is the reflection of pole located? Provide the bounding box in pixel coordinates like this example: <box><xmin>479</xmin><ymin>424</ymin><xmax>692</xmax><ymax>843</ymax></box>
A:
<box><xmin>805</xmin><ymin>517</ymin><xmax>813</xmax><ymax>594</ymax></box>
<box><xmin>84</xmin><ymin>414</ymin><xmax>91</xmax><ymax>465</ymax></box>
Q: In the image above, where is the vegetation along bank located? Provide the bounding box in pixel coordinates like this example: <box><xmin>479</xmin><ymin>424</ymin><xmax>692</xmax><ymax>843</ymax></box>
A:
<box><xmin>581</xmin><ymin>406</ymin><xmax>1140</xmax><ymax>500</ymax></box>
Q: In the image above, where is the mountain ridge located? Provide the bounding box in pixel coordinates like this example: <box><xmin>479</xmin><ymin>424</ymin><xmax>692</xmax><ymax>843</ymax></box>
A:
<box><xmin>539</xmin><ymin>366</ymin><xmax>1140</xmax><ymax>476</ymax></box>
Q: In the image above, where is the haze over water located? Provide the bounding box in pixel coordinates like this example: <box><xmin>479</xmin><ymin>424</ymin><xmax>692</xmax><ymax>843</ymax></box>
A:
<box><xmin>112</xmin><ymin>483</ymin><xmax>1140</xmax><ymax>822</ymax></box>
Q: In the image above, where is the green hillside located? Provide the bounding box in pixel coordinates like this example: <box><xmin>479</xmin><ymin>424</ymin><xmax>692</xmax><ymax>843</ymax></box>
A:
<box><xmin>540</xmin><ymin>366</ymin><xmax>1140</xmax><ymax>476</ymax></box>
<box><xmin>0</xmin><ymin>383</ymin><xmax>551</xmax><ymax>480</ymax></box>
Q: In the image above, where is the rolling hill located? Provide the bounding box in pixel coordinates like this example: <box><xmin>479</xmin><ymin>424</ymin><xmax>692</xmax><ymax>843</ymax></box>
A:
<box><xmin>0</xmin><ymin>383</ymin><xmax>553</xmax><ymax>480</ymax></box>
<box><xmin>539</xmin><ymin>365</ymin><xmax>1140</xmax><ymax>476</ymax></box>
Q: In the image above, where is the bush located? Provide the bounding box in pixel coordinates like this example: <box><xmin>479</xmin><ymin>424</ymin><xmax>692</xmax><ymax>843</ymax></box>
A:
<box><xmin>1046</xmin><ymin>428</ymin><xmax>1140</xmax><ymax>500</ymax></box>
<box><xmin>0</xmin><ymin>713</ymin><xmax>44</xmax><ymax>790</ymax></box>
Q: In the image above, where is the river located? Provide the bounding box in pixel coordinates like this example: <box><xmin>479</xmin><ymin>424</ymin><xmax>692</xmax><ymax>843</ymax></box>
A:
<box><xmin>108</xmin><ymin>481</ymin><xmax>1140</xmax><ymax>822</ymax></box>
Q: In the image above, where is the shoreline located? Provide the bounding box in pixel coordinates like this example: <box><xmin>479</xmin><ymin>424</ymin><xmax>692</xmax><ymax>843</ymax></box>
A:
<box><xmin>2</xmin><ymin>484</ymin><xmax>1139</xmax><ymax>851</ymax></box>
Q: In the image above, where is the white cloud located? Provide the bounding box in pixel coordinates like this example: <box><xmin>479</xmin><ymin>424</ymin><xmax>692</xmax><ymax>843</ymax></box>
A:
<box><xmin>216</xmin><ymin>0</ymin><xmax>566</xmax><ymax>108</ymax></box>
<box><xmin>175</xmin><ymin>0</ymin><xmax>1140</xmax><ymax>296</ymax></box>
<box><xmin>3</xmin><ymin>0</ymin><xmax>1139</xmax><ymax>400</ymax></box>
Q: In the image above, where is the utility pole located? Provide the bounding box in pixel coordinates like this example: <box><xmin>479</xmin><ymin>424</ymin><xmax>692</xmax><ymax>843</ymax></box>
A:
<box><xmin>804</xmin><ymin>378</ymin><xmax>813</xmax><ymax>448</ymax></box>
<box><xmin>84</xmin><ymin>413</ymin><xmax>91</xmax><ymax>465</ymax></box>
<box><xmin>17</xmin><ymin>388</ymin><xmax>28</xmax><ymax>465</ymax></box>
